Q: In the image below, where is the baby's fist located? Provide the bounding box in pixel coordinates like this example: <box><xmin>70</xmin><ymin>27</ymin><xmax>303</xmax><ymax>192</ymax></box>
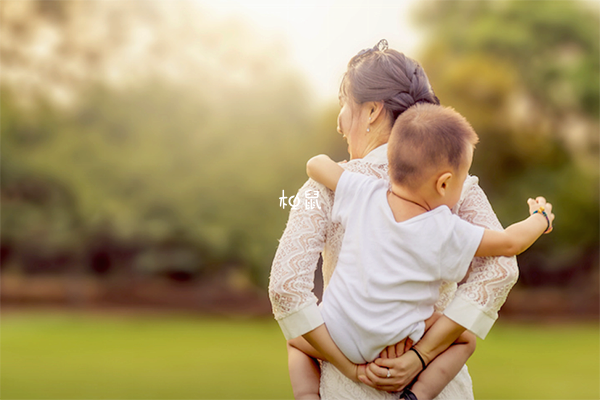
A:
<box><xmin>528</xmin><ymin>197</ymin><xmax>554</xmax><ymax>233</ymax></box>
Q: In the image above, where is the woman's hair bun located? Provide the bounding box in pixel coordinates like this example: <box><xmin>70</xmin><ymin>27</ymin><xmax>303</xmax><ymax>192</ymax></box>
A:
<box><xmin>341</xmin><ymin>40</ymin><xmax>439</xmax><ymax>122</ymax></box>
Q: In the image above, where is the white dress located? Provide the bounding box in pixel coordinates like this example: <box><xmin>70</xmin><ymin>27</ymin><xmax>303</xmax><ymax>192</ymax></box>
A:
<box><xmin>269</xmin><ymin>144</ymin><xmax>519</xmax><ymax>399</ymax></box>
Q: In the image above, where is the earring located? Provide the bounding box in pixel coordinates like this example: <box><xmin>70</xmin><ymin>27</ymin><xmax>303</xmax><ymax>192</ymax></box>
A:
<box><xmin>367</xmin><ymin>117</ymin><xmax>371</xmax><ymax>132</ymax></box>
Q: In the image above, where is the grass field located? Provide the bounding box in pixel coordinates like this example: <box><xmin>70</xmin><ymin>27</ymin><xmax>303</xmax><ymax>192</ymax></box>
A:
<box><xmin>467</xmin><ymin>321</ymin><xmax>599</xmax><ymax>399</ymax></box>
<box><xmin>1</xmin><ymin>311</ymin><xmax>598</xmax><ymax>399</ymax></box>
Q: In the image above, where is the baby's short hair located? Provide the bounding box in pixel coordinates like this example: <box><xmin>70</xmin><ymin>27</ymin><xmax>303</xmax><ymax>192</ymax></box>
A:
<box><xmin>388</xmin><ymin>103</ymin><xmax>479</xmax><ymax>189</ymax></box>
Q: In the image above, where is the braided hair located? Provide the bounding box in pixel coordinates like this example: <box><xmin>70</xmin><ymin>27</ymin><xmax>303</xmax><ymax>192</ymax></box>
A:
<box><xmin>340</xmin><ymin>39</ymin><xmax>440</xmax><ymax>122</ymax></box>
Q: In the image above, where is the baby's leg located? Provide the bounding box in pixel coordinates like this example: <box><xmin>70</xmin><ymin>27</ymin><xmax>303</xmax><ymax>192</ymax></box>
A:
<box><xmin>407</xmin><ymin>330</ymin><xmax>476</xmax><ymax>400</ymax></box>
<box><xmin>287</xmin><ymin>336</ymin><xmax>324</xmax><ymax>400</ymax></box>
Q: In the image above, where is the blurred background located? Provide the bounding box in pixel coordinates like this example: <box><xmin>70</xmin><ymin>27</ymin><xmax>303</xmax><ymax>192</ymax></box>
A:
<box><xmin>1</xmin><ymin>1</ymin><xmax>598</xmax><ymax>399</ymax></box>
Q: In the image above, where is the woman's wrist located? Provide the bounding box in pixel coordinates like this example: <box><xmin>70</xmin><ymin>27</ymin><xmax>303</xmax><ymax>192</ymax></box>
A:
<box><xmin>340</xmin><ymin>362</ymin><xmax>360</xmax><ymax>383</ymax></box>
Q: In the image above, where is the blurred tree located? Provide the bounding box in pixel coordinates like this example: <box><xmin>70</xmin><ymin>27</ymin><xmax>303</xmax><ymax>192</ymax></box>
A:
<box><xmin>415</xmin><ymin>0</ymin><xmax>599</xmax><ymax>281</ymax></box>
<box><xmin>0</xmin><ymin>1</ymin><xmax>345</xmax><ymax>287</ymax></box>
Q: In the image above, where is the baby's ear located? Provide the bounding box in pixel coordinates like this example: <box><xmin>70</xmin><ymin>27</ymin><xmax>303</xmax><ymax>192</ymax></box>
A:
<box><xmin>435</xmin><ymin>172</ymin><xmax>453</xmax><ymax>197</ymax></box>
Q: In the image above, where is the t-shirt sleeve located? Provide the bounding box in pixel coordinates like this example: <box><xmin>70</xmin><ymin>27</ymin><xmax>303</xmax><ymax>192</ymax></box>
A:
<box><xmin>331</xmin><ymin>170</ymin><xmax>380</xmax><ymax>226</ymax></box>
<box><xmin>440</xmin><ymin>214</ymin><xmax>485</xmax><ymax>282</ymax></box>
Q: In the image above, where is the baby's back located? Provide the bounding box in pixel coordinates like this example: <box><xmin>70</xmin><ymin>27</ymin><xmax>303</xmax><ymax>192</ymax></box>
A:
<box><xmin>322</xmin><ymin>173</ymin><xmax>482</xmax><ymax>363</ymax></box>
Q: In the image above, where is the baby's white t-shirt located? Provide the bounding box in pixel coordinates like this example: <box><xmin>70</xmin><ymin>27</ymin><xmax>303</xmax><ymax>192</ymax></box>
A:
<box><xmin>321</xmin><ymin>171</ymin><xmax>485</xmax><ymax>364</ymax></box>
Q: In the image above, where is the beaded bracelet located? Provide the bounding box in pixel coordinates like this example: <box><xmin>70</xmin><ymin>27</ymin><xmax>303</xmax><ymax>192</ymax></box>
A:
<box><xmin>533</xmin><ymin>206</ymin><xmax>553</xmax><ymax>234</ymax></box>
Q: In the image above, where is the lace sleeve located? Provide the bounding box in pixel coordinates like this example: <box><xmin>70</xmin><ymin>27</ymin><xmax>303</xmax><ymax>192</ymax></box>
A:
<box><xmin>268</xmin><ymin>178</ymin><xmax>333</xmax><ymax>339</ymax></box>
<box><xmin>444</xmin><ymin>177</ymin><xmax>519</xmax><ymax>339</ymax></box>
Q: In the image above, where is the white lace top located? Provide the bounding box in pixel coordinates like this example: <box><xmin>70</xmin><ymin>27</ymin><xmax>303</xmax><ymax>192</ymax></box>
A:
<box><xmin>268</xmin><ymin>144</ymin><xmax>519</xmax><ymax>340</ymax></box>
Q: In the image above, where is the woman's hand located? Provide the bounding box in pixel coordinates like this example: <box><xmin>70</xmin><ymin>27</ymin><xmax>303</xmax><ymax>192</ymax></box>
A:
<box><xmin>358</xmin><ymin>348</ymin><xmax>423</xmax><ymax>392</ymax></box>
<box><xmin>358</xmin><ymin>313</ymin><xmax>447</xmax><ymax>392</ymax></box>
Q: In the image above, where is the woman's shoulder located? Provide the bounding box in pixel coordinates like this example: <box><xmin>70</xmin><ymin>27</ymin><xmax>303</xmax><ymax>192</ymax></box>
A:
<box><xmin>453</xmin><ymin>175</ymin><xmax>505</xmax><ymax>231</ymax></box>
<box><xmin>461</xmin><ymin>175</ymin><xmax>480</xmax><ymax>197</ymax></box>
<box><xmin>453</xmin><ymin>175</ymin><xmax>483</xmax><ymax>213</ymax></box>
<box><xmin>342</xmin><ymin>159</ymin><xmax>389</xmax><ymax>181</ymax></box>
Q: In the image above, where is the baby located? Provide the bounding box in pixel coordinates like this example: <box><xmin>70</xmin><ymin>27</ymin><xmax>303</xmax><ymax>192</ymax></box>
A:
<box><xmin>288</xmin><ymin>103</ymin><xmax>554</xmax><ymax>400</ymax></box>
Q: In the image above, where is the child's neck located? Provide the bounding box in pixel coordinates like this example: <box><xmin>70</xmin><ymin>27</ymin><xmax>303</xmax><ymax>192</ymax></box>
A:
<box><xmin>387</xmin><ymin>185</ymin><xmax>432</xmax><ymax>223</ymax></box>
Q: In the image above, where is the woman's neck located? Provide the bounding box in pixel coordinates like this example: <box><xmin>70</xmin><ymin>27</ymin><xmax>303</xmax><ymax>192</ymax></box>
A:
<box><xmin>351</xmin><ymin>133</ymin><xmax>389</xmax><ymax>159</ymax></box>
<box><xmin>362</xmin><ymin>141</ymin><xmax>386</xmax><ymax>158</ymax></box>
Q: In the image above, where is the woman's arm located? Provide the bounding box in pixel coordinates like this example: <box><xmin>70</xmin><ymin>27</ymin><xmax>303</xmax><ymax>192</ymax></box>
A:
<box><xmin>268</xmin><ymin>178</ymin><xmax>332</xmax><ymax>339</ymax></box>
<box><xmin>444</xmin><ymin>177</ymin><xmax>520</xmax><ymax>338</ymax></box>
<box><xmin>269</xmin><ymin>178</ymin><xmax>334</xmax><ymax>398</ymax></box>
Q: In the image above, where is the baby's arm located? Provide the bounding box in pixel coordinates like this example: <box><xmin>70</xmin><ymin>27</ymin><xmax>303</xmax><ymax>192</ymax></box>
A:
<box><xmin>476</xmin><ymin>197</ymin><xmax>554</xmax><ymax>258</ymax></box>
<box><xmin>287</xmin><ymin>325</ymin><xmax>364</xmax><ymax>399</ymax></box>
<box><xmin>287</xmin><ymin>340</ymin><xmax>321</xmax><ymax>400</ymax></box>
<box><xmin>407</xmin><ymin>314</ymin><xmax>476</xmax><ymax>400</ymax></box>
<box><xmin>306</xmin><ymin>155</ymin><xmax>345</xmax><ymax>191</ymax></box>
<box><xmin>303</xmin><ymin>324</ymin><xmax>362</xmax><ymax>381</ymax></box>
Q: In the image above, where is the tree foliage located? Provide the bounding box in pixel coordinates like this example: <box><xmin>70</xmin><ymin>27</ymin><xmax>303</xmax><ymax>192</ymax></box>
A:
<box><xmin>0</xmin><ymin>1</ymin><xmax>345</xmax><ymax>284</ymax></box>
<box><xmin>415</xmin><ymin>0</ymin><xmax>599</xmax><ymax>275</ymax></box>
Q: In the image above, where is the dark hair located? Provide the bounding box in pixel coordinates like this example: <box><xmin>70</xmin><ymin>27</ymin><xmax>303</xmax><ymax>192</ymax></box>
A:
<box><xmin>340</xmin><ymin>39</ymin><xmax>440</xmax><ymax>122</ymax></box>
<box><xmin>388</xmin><ymin>103</ymin><xmax>479</xmax><ymax>188</ymax></box>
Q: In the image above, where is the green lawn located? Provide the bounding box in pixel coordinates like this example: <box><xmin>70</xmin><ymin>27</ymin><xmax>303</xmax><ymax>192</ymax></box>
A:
<box><xmin>468</xmin><ymin>321</ymin><xmax>599</xmax><ymax>400</ymax></box>
<box><xmin>1</xmin><ymin>312</ymin><xmax>598</xmax><ymax>399</ymax></box>
<box><xmin>1</xmin><ymin>312</ymin><xmax>292</xmax><ymax>399</ymax></box>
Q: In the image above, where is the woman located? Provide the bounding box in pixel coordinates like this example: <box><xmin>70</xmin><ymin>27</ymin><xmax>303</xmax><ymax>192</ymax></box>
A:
<box><xmin>268</xmin><ymin>39</ymin><xmax>518</xmax><ymax>399</ymax></box>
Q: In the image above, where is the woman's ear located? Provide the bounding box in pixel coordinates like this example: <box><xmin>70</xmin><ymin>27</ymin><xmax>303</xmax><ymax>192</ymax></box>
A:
<box><xmin>435</xmin><ymin>172</ymin><xmax>453</xmax><ymax>197</ymax></box>
<box><xmin>368</xmin><ymin>101</ymin><xmax>386</xmax><ymax>123</ymax></box>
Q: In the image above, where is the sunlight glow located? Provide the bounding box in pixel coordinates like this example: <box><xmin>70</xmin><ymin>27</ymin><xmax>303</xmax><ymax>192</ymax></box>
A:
<box><xmin>193</xmin><ymin>0</ymin><xmax>422</xmax><ymax>103</ymax></box>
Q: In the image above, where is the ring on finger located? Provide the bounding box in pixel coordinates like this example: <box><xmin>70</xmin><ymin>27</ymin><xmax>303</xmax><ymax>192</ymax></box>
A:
<box><xmin>386</xmin><ymin>369</ymin><xmax>391</xmax><ymax>378</ymax></box>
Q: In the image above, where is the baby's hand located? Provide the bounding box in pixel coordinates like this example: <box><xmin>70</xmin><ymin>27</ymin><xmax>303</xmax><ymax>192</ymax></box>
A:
<box><xmin>356</xmin><ymin>364</ymin><xmax>367</xmax><ymax>383</ymax></box>
<box><xmin>527</xmin><ymin>197</ymin><xmax>554</xmax><ymax>233</ymax></box>
<box><xmin>378</xmin><ymin>337</ymin><xmax>412</xmax><ymax>359</ymax></box>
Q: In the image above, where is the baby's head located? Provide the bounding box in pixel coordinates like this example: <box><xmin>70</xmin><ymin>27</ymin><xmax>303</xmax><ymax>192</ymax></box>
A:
<box><xmin>388</xmin><ymin>103</ymin><xmax>479</xmax><ymax>210</ymax></box>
